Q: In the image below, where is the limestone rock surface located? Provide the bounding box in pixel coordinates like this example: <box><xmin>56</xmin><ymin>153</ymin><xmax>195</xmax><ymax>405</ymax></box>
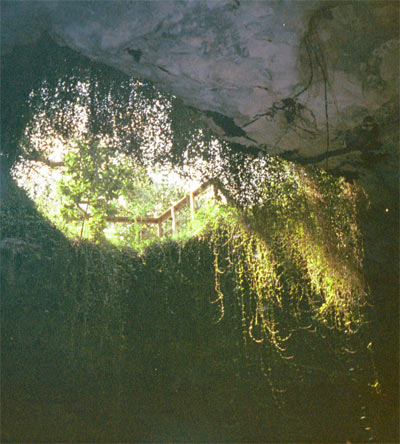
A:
<box><xmin>2</xmin><ymin>0</ymin><xmax>398</xmax><ymax>168</ymax></box>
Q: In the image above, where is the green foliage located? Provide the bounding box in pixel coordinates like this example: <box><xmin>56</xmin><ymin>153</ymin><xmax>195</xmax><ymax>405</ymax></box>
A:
<box><xmin>210</xmin><ymin>155</ymin><xmax>367</xmax><ymax>330</ymax></box>
<box><xmin>55</xmin><ymin>138</ymin><xmax>187</xmax><ymax>243</ymax></box>
<box><xmin>59</xmin><ymin>139</ymin><xmax>135</xmax><ymax>240</ymax></box>
<box><xmin>170</xmin><ymin>199</ymin><xmax>233</xmax><ymax>242</ymax></box>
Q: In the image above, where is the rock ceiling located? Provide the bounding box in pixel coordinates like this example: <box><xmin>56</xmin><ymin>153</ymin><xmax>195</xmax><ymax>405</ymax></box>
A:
<box><xmin>2</xmin><ymin>1</ymin><xmax>399</xmax><ymax>173</ymax></box>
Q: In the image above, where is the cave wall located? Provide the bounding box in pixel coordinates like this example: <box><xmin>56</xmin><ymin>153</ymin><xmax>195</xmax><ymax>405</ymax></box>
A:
<box><xmin>1</xmin><ymin>0</ymin><xmax>398</xmax><ymax>169</ymax></box>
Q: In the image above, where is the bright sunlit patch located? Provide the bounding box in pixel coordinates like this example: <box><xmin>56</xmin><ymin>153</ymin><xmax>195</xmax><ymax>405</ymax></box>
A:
<box><xmin>13</xmin><ymin>79</ymin><xmax>206</xmax><ymax>247</ymax></box>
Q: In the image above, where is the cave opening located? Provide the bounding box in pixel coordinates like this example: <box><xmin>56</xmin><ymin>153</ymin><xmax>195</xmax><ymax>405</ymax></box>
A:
<box><xmin>1</xmin><ymin>29</ymin><xmax>398</xmax><ymax>444</ymax></box>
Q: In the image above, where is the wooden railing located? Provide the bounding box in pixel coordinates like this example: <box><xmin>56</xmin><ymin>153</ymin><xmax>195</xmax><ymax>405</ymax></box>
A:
<box><xmin>104</xmin><ymin>179</ymin><xmax>219</xmax><ymax>238</ymax></box>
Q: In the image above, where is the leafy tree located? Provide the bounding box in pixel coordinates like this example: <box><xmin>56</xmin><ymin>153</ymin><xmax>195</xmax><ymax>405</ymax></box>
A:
<box><xmin>58</xmin><ymin>138</ymin><xmax>185</xmax><ymax>242</ymax></box>
<box><xmin>59</xmin><ymin>139</ymin><xmax>139</xmax><ymax>240</ymax></box>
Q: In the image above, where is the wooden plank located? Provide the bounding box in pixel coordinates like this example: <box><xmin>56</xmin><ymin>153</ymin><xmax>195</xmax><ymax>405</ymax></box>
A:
<box><xmin>171</xmin><ymin>206</ymin><xmax>176</xmax><ymax>234</ymax></box>
<box><xmin>158</xmin><ymin>207</ymin><xmax>172</xmax><ymax>223</ymax></box>
<box><xmin>105</xmin><ymin>216</ymin><xmax>159</xmax><ymax>224</ymax></box>
<box><xmin>173</xmin><ymin>194</ymin><xmax>190</xmax><ymax>212</ymax></box>
<box><xmin>192</xmin><ymin>180</ymin><xmax>211</xmax><ymax>198</ymax></box>
<box><xmin>135</xmin><ymin>216</ymin><xmax>159</xmax><ymax>224</ymax></box>
<box><xmin>190</xmin><ymin>191</ymin><xmax>195</xmax><ymax>220</ymax></box>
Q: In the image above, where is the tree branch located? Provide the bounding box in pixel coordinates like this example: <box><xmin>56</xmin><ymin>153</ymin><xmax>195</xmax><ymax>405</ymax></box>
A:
<box><xmin>24</xmin><ymin>152</ymin><xmax>65</xmax><ymax>168</ymax></box>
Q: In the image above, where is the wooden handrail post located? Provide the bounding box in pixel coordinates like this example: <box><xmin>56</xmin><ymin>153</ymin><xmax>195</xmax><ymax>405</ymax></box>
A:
<box><xmin>157</xmin><ymin>220</ymin><xmax>163</xmax><ymax>237</ymax></box>
<box><xmin>190</xmin><ymin>191</ymin><xmax>195</xmax><ymax>221</ymax></box>
<box><xmin>171</xmin><ymin>205</ymin><xmax>176</xmax><ymax>235</ymax></box>
<box><xmin>212</xmin><ymin>183</ymin><xmax>220</xmax><ymax>201</ymax></box>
